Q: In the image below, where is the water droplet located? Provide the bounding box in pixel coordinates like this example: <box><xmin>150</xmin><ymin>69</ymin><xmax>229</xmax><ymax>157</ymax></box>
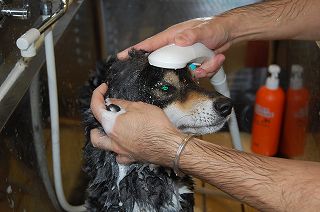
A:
<box><xmin>6</xmin><ymin>185</ymin><xmax>12</xmax><ymax>194</ymax></box>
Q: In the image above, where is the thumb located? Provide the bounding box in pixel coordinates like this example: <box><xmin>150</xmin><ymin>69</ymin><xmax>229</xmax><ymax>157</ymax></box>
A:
<box><xmin>100</xmin><ymin>107</ymin><xmax>126</xmax><ymax>135</ymax></box>
<box><xmin>194</xmin><ymin>53</ymin><xmax>225</xmax><ymax>78</ymax></box>
<box><xmin>91</xmin><ymin>83</ymin><xmax>108</xmax><ymax>122</ymax></box>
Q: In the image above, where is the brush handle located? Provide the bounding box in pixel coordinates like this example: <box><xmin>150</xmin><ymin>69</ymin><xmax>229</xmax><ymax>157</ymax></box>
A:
<box><xmin>148</xmin><ymin>43</ymin><xmax>214</xmax><ymax>69</ymax></box>
<box><xmin>148</xmin><ymin>42</ymin><xmax>226</xmax><ymax>89</ymax></box>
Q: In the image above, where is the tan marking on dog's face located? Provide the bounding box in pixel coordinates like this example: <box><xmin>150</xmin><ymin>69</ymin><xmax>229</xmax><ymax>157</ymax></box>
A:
<box><xmin>153</xmin><ymin>72</ymin><xmax>181</xmax><ymax>98</ymax></box>
<box><xmin>164</xmin><ymin>72</ymin><xmax>180</xmax><ymax>89</ymax></box>
<box><xmin>175</xmin><ymin>91</ymin><xmax>211</xmax><ymax>112</ymax></box>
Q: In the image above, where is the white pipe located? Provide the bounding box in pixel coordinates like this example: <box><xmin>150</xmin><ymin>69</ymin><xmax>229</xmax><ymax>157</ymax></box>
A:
<box><xmin>11</xmin><ymin>1</ymin><xmax>85</xmax><ymax>210</ymax></box>
<box><xmin>30</xmin><ymin>73</ymin><xmax>61</xmax><ymax>211</ymax></box>
<box><xmin>211</xmin><ymin>68</ymin><xmax>243</xmax><ymax>151</ymax></box>
<box><xmin>44</xmin><ymin>25</ymin><xmax>86</xmax><ymax>212</ymax></box>
<box><xmin>0</xmin><ymin>60</ymin><xmax>26</xmax><ymax>102</ymax></box>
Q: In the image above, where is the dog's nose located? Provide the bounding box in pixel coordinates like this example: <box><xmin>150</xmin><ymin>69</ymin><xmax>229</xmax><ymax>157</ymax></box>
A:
<box><xmin>214</xmin><ymin>97</ymin><xmax>233</xmax><ymax>117</ymax></box>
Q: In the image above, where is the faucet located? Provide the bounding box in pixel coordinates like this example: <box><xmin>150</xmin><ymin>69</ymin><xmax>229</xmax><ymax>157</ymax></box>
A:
<box><xmin>0</xmin><ymin>0</ymin><xmax>30</xmax><ymax>27</ymax></box>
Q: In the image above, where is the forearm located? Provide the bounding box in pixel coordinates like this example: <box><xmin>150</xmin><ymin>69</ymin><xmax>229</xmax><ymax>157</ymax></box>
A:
<box><xmin>218</xmin><ymin>0</ymin><xmax>320</xmax><ymax>43</ymax></box>
<box><xmin>178</xmin><ymin>138</ymin><xmax>320</xmax><ymax>211</ymax></box>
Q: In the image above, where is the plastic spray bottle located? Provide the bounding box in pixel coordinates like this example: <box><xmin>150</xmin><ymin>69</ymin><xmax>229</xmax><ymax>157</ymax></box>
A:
<box><xmin>251</xmin><ymin>65</ymin><xmax>285</xmax><ymax>156</ymax></box>
<box><xmin>280</xmin><ymin>65</ymin><xmax>309</xmax><ymax>157</ymax></box>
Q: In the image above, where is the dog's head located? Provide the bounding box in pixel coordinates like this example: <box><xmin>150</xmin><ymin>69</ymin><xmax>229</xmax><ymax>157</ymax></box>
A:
<box><xmin>101</xmin><ymin>50</ymin><xmax>232</xmax><ymax>135</ymax></box>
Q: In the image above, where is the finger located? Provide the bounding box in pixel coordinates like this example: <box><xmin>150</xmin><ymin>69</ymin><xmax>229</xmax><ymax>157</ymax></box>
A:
<box><xmin>90</xmin><ymin>128</ymin><xmax>113</xmax><ymax>151</ymax></box>
<box><xmin>116</xmin><ymin>19</ymin><xmax>204</xmax><ymax>59</ymax></box>
<box><xmin>116</xmin><ymin>155</ymin><xmax>136</xmax><ymax>164</ymax></box>
<box><xmin>117</xmin><ymin>31</ymin><xmax>173</xmax><ymax>59</ymax></box>
<box><xmin>116</xmin><ymin>47</ymin><xmax>131</xmax><ymax>60</ymax></box>
<box><xmin>117</xmin><ymin>18</ymin><xmax>208</xmax><ymax>59</ymax></box>
<box><xmin>194</xmin><ymin>54</ymin><xmax>225</xmax><ymax>78</ymax></box>
<box><xmin>174</xmin><ymin>23</ymin><xmax>212</xmax><ymax>47</ymax></box>
<box><xmin>91</xmin><ymin>83</ymin><xmax>108</xmax><ymax>122</ymax></box>
<box><xmin>174</xmin><ymin>28</ymin><xmax>200</xmax><ymax>46</ymax></box>
<box><xmin>134</xmin><ymin>32</ymin><xmax>173</xmax><ymax>52</ymax></box>
<box><xmin>214</xmin><ymin>42</ymin><xmax>232</xmax><ymax>54</ymax></box>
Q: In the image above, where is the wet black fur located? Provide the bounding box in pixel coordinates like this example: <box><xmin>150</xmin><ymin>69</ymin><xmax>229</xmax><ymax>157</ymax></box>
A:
<box><xmin>80</xmin><ymin>50</ymin><xmax>216</xmax><ymax>211</ymax></box>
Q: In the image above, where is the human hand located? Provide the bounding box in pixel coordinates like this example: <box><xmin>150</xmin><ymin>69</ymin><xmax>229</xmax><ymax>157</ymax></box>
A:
<box><xmin>117</xmin><ymin>17</ymin><xmax>231</xmax><ymax>78</ymax></box>
<box><xmin>90</xmin><ymin>83</ymin><xmax>184</xmax><ymax>166</ymax></box>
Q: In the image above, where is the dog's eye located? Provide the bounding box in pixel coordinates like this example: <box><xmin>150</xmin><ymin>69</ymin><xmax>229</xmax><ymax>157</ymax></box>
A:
<box><xmin>160</xmin><ymin>84</ymin><xmax>175</xmax><ymax>92</ymax></box>
<box><xmin>161</xmin><ymin>85</ymin><xmax>169</xmax><ymax>91</ymax></box>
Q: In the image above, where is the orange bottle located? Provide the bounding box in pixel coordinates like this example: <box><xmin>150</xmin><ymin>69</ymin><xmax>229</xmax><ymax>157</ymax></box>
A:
<box><xmin>280</xmin><ymin>65</ymin><xmax>309</xmax><ymax>157</ymax></box>
<box><xmin>251</xmin><ymin>65</ymin><xmax>285</xmax><ymax>156</ymax></box>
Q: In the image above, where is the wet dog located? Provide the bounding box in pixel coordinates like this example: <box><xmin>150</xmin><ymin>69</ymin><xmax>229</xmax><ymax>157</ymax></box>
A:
<box><xmin>80</xmin><ymin>50</ymin><xmax>232</xmax><ymax>211</ymax></box>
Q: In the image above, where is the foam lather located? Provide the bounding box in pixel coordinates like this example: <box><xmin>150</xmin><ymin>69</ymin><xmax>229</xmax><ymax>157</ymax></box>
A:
<box><xmin>100</xmin><ymin>107</ymin><xmax>126</xmax><ymax>134</ymax></box>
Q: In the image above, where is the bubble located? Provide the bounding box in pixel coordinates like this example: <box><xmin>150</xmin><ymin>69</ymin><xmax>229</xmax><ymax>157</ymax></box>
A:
<box><xmin>6</xmin><ymin>185</ymin><xmax>12</xmax><ymax>194</ymax></box>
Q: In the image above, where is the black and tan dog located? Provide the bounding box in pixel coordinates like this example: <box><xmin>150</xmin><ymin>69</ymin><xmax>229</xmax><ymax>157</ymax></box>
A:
<box><xmin>80</xmin><ymin>50</ymin><xmax>232</xmax><ymax>211</ymax></box>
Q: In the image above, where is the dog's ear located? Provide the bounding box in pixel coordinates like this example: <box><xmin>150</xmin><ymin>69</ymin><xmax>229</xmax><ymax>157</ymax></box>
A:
<box><xmin>102</xmin><ymin>49</ymin><xmax>151</xmax><ymax>101</ymax></box>
<box><xmin>96</xmin><ymin>56</ymin><xmax>117</xmax><ymax>85</ymax></box>
<box><xmin>128</xmin><ymin>49</ymin><xmax>149</xmax><ymax>69</ymax></box>
<box><xmin>105</xmin><ymin>49</ymin><xmax>149</xmax><ymax>84</ymax></box>
<box><xmin>79</xmin><ymin>56</ymin><xmax>118</xmax><ymax>112</ymax></box>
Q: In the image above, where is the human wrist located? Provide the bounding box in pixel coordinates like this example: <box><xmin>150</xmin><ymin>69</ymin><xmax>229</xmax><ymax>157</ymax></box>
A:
<box><xmin>215</xmin><ymin>8</ymin><xmax>270</xmax><ymax>44</ymax></box>
<box><xmin>145</xmin><ymin>129</ymin><xmax>185</xmax><ymax>168</ymax></box>
<box><xmin>176</xmin><ymin>138</ymin><xmax>218</xmax><ymax>178</ymax></box>
<box><xmin>173</xmin><ymin>134</ymin><xmax>195</xmax><ymax>176</ymax></box>
<box><xmin>176</xmin><ymin>137</ymin><xmax>201</xmax><ymax>176</ymax></box>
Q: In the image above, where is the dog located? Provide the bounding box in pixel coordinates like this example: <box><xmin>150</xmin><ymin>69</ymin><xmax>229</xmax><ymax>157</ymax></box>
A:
<box><xmin>80</xmin><ymin>49</ymin><xmax>232</xmax><ymax>211</ymax></box>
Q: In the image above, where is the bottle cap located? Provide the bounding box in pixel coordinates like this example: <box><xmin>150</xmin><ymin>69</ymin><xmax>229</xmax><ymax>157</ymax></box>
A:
<box><xmin>266</xmin><ymin>64</ymin><xmax>280</xmax><ymax>90</ymax></box>
<box><xmin>290</xmin><ymin>64</ymin><xmax>303</xmax><ymax>89</ymax></box>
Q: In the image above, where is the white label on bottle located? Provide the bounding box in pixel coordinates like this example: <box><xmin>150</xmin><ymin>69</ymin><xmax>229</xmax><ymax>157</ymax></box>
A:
<box><xmin>255</xmin><ymin>104</ymin><xmax>274</xmax><ymax>118</ymax></box>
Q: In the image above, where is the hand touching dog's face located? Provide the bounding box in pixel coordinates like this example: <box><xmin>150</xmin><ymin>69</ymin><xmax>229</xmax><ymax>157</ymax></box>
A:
<box><xmin>103</xmin><ymin>50</ymin><xmax>232</xmax><ymax>135</ymax></box>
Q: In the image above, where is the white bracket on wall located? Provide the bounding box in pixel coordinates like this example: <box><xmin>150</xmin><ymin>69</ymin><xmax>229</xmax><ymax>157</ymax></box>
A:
<box><xmin>16</xmin><ymin>28</ymin><xmax>41</xmax><ymax>57</ymax></box>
